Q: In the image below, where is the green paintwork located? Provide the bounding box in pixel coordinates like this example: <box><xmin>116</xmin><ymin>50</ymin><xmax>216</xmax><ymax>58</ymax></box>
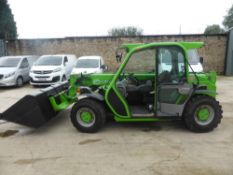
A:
<box><xmin>105</xmin><ymin>42</ymin><xmax>207</xmax><ymax>119</ymax></box>
<box><xmin>76</xmin><ymin>73</ymin><xmax>114</xmax><ymax>87</ymax></box>
<box><xmin>197</xmin><ymin>107</ymin><xmax>210</xmax><ymax>121</ymax></box>
<box><xmin>80</xmin><ymin>111</ymin><xmax>93</xmax><ymax>123</ymax></box>
<box><xmin>114</xmin><ymin>116</ymin><xmax>161</xmax><ymax>122</ymax></box>
<box><xmin>49</xmin><ymin>75</ymin><xmax>78</xmax><ymax>112</ymax></box>
<box><xmin>121</xmin><ymin>42</ymin><xmax>204</xmax><ymax>52</ymax></box>
<box><xmin>189</xmin><ymin>71</ymin><xmax>217</xmax><ymax>98</ymax></box>
<box><xmin>47</xmin><ymin>41</ymin><xmax>217</xmax><ymax>123</ymax></box>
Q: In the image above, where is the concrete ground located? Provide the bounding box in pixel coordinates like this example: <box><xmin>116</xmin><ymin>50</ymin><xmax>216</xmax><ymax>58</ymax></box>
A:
<box><xmin>0</xmin><ymin>77</ymin><xmax>233</xmax><ymax>175</ymax></box>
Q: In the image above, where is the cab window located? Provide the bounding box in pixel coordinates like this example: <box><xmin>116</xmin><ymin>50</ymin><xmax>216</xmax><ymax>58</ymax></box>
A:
<box><xmin>124</xmin><ymin>48</ymin><xmax>155</xmax><ymax>73</ymax></box>
<box><xmin>158</xmin><ymin>46</ymin><xmax>186</xmax><ymax>84</ymax></box>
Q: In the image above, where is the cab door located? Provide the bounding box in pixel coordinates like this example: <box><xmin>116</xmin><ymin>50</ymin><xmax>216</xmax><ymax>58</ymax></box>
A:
<box><xmin>157</xmin><ymin>46</ymin><xmax>192</xmax><ymax>116</ymax></box>
<box><xmin>105</xmin><ymin>48</ymin><xmax>156</xmax><ymax>118</ymax></box>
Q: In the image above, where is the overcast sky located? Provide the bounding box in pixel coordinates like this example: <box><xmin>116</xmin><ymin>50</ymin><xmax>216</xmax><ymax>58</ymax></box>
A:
<box><xmin>7</xmin><ymin>0</ymin><xmax>233</xmax><ymax>39</ymax></box>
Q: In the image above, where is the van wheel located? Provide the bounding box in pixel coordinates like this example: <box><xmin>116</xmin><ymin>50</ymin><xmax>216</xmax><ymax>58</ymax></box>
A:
<box><xmin>16</xmin><ymin>77</ymin><xmax>23</xmax><ymax>87</ymax></box>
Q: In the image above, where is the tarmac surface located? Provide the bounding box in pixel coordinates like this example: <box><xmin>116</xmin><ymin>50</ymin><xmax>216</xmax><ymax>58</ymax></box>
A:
<box><xmin>0</xmin><ymin>76</ymin><xmax>233</xmax><ymax>175</ymax></box>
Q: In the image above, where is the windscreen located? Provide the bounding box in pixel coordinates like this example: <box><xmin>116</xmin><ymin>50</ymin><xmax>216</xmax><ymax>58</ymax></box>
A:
<box><xmin>161</xmin><ymin>50</ymin><xmax>172</xmax><ymax>65</ymax></box>
<box><xmin>76</xmin><ymin>59</ymin><xmax>99</xmax><ymax>68</ymax></box>
<box><xmin>188</xmin><ymin>49</ymin><xmax>200</xmax><ymax>65</ymax></box>
<box><xmin>0</xmin><ymin>57</ymin><xmax>21</xmax><ymax>67</ymax></box>
<box><xmin>35</xmin><ymin>56</ymin><xmax>62</xmax><ymax>66</ymax></box>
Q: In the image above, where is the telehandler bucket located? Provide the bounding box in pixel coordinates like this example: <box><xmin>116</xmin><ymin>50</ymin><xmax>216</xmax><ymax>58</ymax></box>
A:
<box><xmin>0</xmin><ymin>82</ymin><xmax>71</xmax><ymax>128</ymax></box>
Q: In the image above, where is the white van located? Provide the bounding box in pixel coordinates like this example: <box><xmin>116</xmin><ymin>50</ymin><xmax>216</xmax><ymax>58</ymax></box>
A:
<box><xmin>30</xmin><ymin>54</ymin><xmax>76</xmax><ymax>86</ymax></box>
<box><xmin>0</xmin><ymin>55</ymin><xmax>38</xmax><ymax>87</ymax></box>
<box><xmin>71</xmin><ymin>56</ymin><xmax>107</xmax><ymax>75</ymax></box>
<box><xmin>188</xmin><ymin>49</ymin><xmax>203</xmax><ymax>72</ymax></box>
<box><xmin>159</xmin><ymin>49</ymin><xmax>203</xmax><ymax>73</ymax></box>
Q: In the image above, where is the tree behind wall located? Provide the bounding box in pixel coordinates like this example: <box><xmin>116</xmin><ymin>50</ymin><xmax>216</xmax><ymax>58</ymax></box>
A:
<box><xmin>108</xmin><ymin>26</ymin><xmax>143</xmax><ymax>36</ymax></box>
<box><xmin>223</xmin><ymin>4</ymin><xmax>233</xmax><ymax>29</ymax></box>
<box><xmin>204</xmin><ymin>24</ymin><xmax>225</xmax><ymax>34</ymax></box>
<box><xmin>0</xmin><ymin>0</ymin><xmax>17</xmax><ymax>39</ymax></box>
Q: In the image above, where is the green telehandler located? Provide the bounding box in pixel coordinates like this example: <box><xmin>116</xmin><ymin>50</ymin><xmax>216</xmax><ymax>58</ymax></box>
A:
<box><xmin>0</xmin><ymin>42</ymin><xmax>222</xmax><ymax>133</ymax></box>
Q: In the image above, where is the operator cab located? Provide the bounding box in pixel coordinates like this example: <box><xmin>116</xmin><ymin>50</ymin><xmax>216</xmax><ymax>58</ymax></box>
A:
<box><xmin>114</xmin><ymin>45</ymin><xmax>188</xmax><ymax>118</ymax></box>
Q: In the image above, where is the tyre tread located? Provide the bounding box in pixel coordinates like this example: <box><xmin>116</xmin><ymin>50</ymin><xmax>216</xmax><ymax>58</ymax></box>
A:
<box><xmin>70</xmin><ymin>99</ymin><xmax>106</xmax><ymax>133</ymax></box>
<box><xmin>184</xmin><ymin>95</ymin><xmax>222</xmax><ymax>133</ymax></box>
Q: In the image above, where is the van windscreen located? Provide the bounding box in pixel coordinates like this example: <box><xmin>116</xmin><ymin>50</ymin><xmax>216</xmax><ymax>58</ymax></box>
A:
<box><xmin>76</xmin><ymin>59</ymin><xmax>99</xmax><ymax>68</ymax></box>
<box><xmin>35</xmin><ymin>56</ymin><xmax>62</xmax><ymax>66</ymax></box>
<box><xmin>0</xmin><ymin>57</ymin><xmax>21</xmax><ymax>67</ymax></box>
<box><xmin>188</xmin><ymin>49</ymin><xmax>200</xmax><ymax>65</ymax></box>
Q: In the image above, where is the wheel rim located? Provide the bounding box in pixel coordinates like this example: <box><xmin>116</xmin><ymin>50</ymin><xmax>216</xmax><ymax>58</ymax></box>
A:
<box><xmin>194</xmin><ymin>105</ymin><xmax>215</xmax><ymax>126</ymax></box>
<box><xmin>76</xmin><ymin>107</ymin><xmax>95</xmax><ymax>127</ymax></box>
<box><xmin>17</xmin><ymin>78</ymin><xmax>23</xmax><ymax>86</ymax></box>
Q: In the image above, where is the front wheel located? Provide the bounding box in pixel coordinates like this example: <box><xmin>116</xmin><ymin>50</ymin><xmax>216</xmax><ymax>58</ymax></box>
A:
<box><xmin>184</xmin><ymin>96</ymin><xmax>223</xmax><ymax>133</ymax></box>
<box><xmin>16</xmin><ymin>77</ymin><xmax>23</xmax><ymax>87</ymax></box>
<box><xmin>70</xmin><ymin>99</ymin><xmax>106</xmax><ymax>133</ymax></box>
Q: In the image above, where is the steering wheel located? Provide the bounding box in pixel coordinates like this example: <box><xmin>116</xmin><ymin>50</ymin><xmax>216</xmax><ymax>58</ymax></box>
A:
<box><xmin>127</xmin><ymin>73</ymin><xmax>139</xmax><ymax>86</ymax></box>
<box><xmin>118</xmin><ymin>71</ymin><xmax>126</xmax><ymax>81</ymax></box>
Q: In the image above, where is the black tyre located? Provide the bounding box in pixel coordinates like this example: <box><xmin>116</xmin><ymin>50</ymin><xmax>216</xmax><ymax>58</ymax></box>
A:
<box><xmin>70</xmin><ymin>99</ymin><xmax>106</xmax><ymax>133</ymax></box>
<box><xmin>16</xmin><ymin>77</ymin><xmax>23</xmax><ymax>87</ymax></box>
<box><xmin>32</xmin><ymin>85</ymin><xmax>40</xmax><ymax>88</ymax></box>
<box><xmin>184</xmin><ymin>95</ymin><xmax>223</xmax><ymax>133</ymax></box>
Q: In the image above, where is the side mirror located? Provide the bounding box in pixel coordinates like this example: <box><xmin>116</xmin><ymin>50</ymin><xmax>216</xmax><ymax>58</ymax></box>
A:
<box><xmin>101</xmin><ymin>65</ymin><xmax>107</xmax><ymax>70</ymax></box>
<box><xmin>19</xmin><ymin>64</ymin><xmax>25</xmax><ymax>69</ymax></box>
<box><xmin>116</xmin><ymin>52</ymin><xmax>123</xmax><ymax>63</ymax></box>
<box><xmin>200</xmin><ymin>57</ymin><xmax>204</xmax><ymax>64</ymax></box>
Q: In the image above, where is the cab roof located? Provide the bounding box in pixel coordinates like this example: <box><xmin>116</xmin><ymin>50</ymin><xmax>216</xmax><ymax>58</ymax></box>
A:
<box><xmin>121</xmin><ymin>42</ymin><xmax>204</xmax><ymax>52</ymax></box>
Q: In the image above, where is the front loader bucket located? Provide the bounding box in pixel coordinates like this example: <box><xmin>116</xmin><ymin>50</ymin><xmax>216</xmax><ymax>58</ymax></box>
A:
<box><xmin>0</xmin><ymin>82</ymin><xmax>70</xmax><ymax>128</ymax></box>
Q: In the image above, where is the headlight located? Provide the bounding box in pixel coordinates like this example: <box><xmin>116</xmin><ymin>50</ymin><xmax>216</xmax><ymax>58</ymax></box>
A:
<box><xmin>53</xmin><ymin>68</ymin><xmax>62</xmax><ymax>72</ymax></box>
<box><xmin>4</xmin><ymin>72</ymin><xmax>15</xmax><ymax>79</ymax></box>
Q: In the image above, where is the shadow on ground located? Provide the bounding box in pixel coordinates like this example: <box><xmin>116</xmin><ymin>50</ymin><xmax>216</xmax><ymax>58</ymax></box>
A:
<box><xmin>4</xmin><ymin>113</ymin><xmax>188</xmax><ymax>136</ymax></box>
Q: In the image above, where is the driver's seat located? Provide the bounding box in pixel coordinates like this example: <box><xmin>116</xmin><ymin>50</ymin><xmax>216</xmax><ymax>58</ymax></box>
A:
<box><xmin>127</xmin><ymin>80</ymin><xmax>153</xmax><ymax>93</ymax></box>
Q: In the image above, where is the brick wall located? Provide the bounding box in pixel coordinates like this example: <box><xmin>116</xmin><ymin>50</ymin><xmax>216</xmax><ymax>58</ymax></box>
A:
<box><xmin>5</xmin><ymin>34</ymin><xmax>227</xmax><ymax>73</ymax></box>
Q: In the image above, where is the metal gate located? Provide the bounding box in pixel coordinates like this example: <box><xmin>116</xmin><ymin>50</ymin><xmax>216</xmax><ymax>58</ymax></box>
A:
<box><xmin>0</xmin><ymin>39</ymin><xmax>6</xmax><ymax>56</ymax></box>
<box><xmin>225</xmin><ymin>29</ymin><xmax>233</xmax><ymax>76</ymax></box>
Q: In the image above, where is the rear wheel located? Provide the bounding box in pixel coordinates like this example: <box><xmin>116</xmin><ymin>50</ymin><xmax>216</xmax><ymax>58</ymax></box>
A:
<box><xmin>16</xmin><ymin>77</ymin><xmax>23</xmax><ymax>87</ymax></box>
<box><xmin>184</xmin><ymin>96</ymin><xmax>222</xmax><ymax>132</ymax></box>
<box><xmin>70</xmin><ymin>99</ymin><xmax>106</xmax><ymax>133</ymax></box>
